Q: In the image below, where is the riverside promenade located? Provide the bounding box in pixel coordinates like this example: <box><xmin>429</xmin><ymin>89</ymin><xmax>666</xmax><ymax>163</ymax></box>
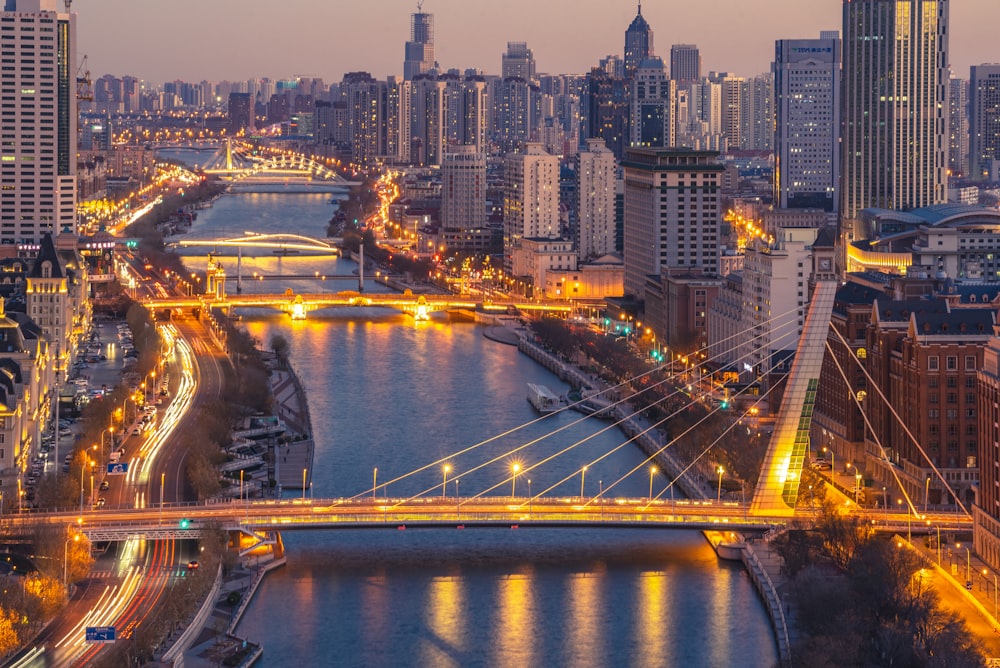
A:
<box><xmin>265</xmin><ymin>354</ymin><xmax>316</xmax><ymax>491</ymax></box>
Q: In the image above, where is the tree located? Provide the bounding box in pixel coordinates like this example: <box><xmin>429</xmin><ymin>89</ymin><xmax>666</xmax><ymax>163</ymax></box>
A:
<box><xmin>0</xmin><ymin>607</ymin><xmax>18</xmax><ymax>657</ymax></box>
<box><xmin>270</xmin><ymin>334</ymin><xmax>290</xmax><ymax>365</ymax></box>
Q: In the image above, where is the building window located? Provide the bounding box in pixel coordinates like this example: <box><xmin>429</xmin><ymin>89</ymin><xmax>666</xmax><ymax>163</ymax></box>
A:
<box><xmin>965</xmin><ymin>355</ymin><xmax>976</xmax><ymax>370</ymax></box>
<box><xmin>947</xmin><ymin>356</ymin><xmax>958</xmax><ymax>370</ymax></box>
<box><xmin>928</xmin><ymin>356</ymin><xmax>939</xmax><ymax>371</ymax></box>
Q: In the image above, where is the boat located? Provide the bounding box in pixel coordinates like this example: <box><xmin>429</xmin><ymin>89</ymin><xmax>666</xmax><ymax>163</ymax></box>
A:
<box><xmin>527</xmin><ymin>383</ymin><xmax>561</xmax><ymax>414</ymax></box>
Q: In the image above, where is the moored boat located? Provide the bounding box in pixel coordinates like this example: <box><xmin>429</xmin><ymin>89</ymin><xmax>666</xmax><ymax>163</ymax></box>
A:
<box><xmin>527</xmin><ymin>383</ymin><xmax>561</xmax><ymax>413</ymax></box>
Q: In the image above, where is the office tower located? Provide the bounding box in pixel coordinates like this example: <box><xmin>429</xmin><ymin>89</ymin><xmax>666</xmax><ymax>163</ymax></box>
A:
<box><xmin>630</xmin><ymin>57</ymin><xmax>675</xmax><ymax>148</ymax></box>
<box><xmin>0</xmin><ymin>0</ymin><xmax>77</xmax><ymax>245</ymax></box>
<box><xmin>227</xmin><ymin>93</ymin><xmax>254</xmax><ymax>135</ymax></box>
<box><xmin>404</xmin><ymin>10</ymin><xmax>435</xmax><ymax>81</ymax></box>
<box><xmin>670</xmin><ymin>44</ymin><xmax>702</xmax><ymax>86</ymax></box>
<box><xmin>386</xmin><ymin>77</ymin><xmax>411</xmax><ymax>163</ymax></box>
<box><xmin>502</xmin><ymin>42</ymin><xmax>536</xmax><ymax>83</ymax></box>
<box><xmin>773</xmin><ymin>33</ymin><xmax>841</xmax><ymax>211</ymax></box>
<box><xmin>576</xmin><ymin>139</ymin><xmax>617</xmax><ymax>260</ymax></box>
<box><xmin>840</xmin><ymin>0</ymin><xmax>948</xmax><ymax>231</ymax></box>
<box><xmin>970</xmin><ymin>65</ymin><xmax>1000</xmax><ymax>181</ymax></box>
<box><xmin>441</xmin><ymin>146</ymin><xmax>486</xmax><ymax>232</ymax></box>
<box><xmin>624</xmin><ymin>4</ymin><xmax>653</xmax><ymax>77</ymax></box>
<box><xmin>622</xmin><ymin>148</ymin><xmax>723</xmax><ymax>297</ymax></box>
<box><xmin>504</xmin><ymin>143</ymin><xmax>560</xmax><ymax>268</ymax></box>
<box><xmin>581</xmin><ymin>67</ymin><xmax>630</xmax><ymax>159</ymax></box>
<box><xmin>458</xmin><ymin>76</ymin><xmax>487</xmax><ymax>152</ymax></box>
<box><xmin>949</xmin><ymin>74</ymin><xmax>970</xmax><ymax>178</ymax></box>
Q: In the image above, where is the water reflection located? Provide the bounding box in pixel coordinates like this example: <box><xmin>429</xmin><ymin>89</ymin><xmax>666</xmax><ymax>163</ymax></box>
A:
<box><xmin>492</xmin><ymin>570</ymin><xmax>536</xmax><ymax>667</ymax></box>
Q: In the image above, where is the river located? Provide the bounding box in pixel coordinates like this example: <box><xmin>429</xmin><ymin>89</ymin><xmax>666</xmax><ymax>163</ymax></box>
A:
<box><xmin>165</xmin><ymin>152</ymin><xmax>778</xmax><ymax>667</ymax></box>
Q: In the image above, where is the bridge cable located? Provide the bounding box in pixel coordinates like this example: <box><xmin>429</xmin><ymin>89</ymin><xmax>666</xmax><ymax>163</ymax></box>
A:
<box><xmin>377</xmin><ymin>311</ymin><xmax>803</xmax><ymax>504</ymax></box>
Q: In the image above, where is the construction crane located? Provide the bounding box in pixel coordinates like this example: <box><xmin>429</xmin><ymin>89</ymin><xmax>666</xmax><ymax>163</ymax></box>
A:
<box><xmin>76</xmin><ymin>54</ymin><xmax>92</xmax><ymax>102</ymax></box>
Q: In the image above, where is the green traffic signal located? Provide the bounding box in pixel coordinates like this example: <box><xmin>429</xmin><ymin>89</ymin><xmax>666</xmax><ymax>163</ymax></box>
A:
<box><xmin>179</xmin><ymin>518</ymin><xmax>190</xmax><ymax>530</ymax></box>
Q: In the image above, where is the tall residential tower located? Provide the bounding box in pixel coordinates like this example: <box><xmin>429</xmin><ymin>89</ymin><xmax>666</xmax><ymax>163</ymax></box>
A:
<box><xmin>0</xmin><ymin>0</ymin><xmax>77</xmax><ymax>245</ymax></box>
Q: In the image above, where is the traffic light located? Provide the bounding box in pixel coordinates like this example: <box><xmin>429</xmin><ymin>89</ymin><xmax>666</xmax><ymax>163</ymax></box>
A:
<box><xmin>179</xmin><ymin>518</ymin><xmax>190</xmax><ymax>530</ymax></box>
<box><xmin>720</xmin><ymin>400</ymin><xmax>729</xmax><ymax>410</ymax></box>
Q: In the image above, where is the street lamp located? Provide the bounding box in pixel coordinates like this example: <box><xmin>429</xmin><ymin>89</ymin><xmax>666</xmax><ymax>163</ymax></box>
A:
<box><xmin>302</xmin><ymin>468</ymin><xmax>307</xmax><ymax>501</ymax></box>
<box><xmin>442</xmin><ymin>465</ymin><xmax>451</xmax><ymax>499</ymax></box>
<box><xmin>528</xmin><ymin>479</ymin><xmax>532</xmax><ymax>518</ymax></box>
<box><xmin>925</xmin><ymin>476</ymin><xmax>931</xmax><ymax>514</ymax></box>
<box><xmin>511</xmin><ymin>463</ymin><xmax>521</xmax><ymax>497</ymax></box>
<box><xmin>717</xmin><ymin>466</ymin><xmax>725</xmax><ymax>504</ymax></box>
<box><xmin>649</xmin><ymin>466</ymin><xmax>657</xmax><ymax>501</ymax></box>
<box><xmin>957</xmin><ymin>543</ymin><xmax>972</xmax><ymax>587</ymax></box>
<box><xmin>373</xmin><ymin>467</ymin><xmax>378</xmax><ymax>501</ymax></box>
<box><xmin>580</xmin><ymin>466</ymin><xmax>587</xmax><ymax>500</ymax></box>
<box><xmin>64</xmin><ymin>533</ymin><xmax>80</xmax><ymax>586</ymax></box>
<box><xmin>855</xmin><ymin>472</ymin><xmax>862</xmax><ymax>504</ymax></box>
<box><xmin>821</xmin><ymin>446</ymin><xmax>835</xmax><ymax>476</ymax></box>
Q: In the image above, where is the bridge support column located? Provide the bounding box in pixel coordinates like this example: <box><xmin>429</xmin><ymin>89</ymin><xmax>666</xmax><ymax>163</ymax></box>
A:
<box><xmin>750</xmin><ymin>280</ymin><xmax>838</xmax><ymax>517</ymax></box>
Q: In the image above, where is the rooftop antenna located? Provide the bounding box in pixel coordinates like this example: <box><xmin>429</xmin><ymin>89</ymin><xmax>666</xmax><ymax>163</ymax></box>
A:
<box><xmin>417</xmin><ymin>0</ymin><xmax>424</xmax><ymax>12</ymax></box>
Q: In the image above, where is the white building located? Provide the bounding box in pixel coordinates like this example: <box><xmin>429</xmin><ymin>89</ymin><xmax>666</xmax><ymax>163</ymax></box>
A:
<box><xmin>773</xmin><ymin>33</ymin><xmax>841</xmax><ymax>212</ymax></box>
<box><xmin>441</xmin><ymin>146</ymin><xmax>486</xmax><ymax>232</ymax></box>
<box><xmin>0</xmin><ymin>0</ymin><xmax>77</xmax><ymax>245</ymax></box>
<box><xmin>621</xmin><ymin>148</ymin><xmax>723</xmax><ymax>298</ymax></box>
<box><xmin>504</xmin><ymin>143</ymin><xmax>560</xmax><ymax>270</ymax></box>
<box><xmin>575</xmin><ymin>139</ymin><xmax>617</xmax><ymax>261</ymax></box>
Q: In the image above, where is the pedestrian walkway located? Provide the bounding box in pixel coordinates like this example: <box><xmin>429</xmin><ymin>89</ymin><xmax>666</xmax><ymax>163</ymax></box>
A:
<box><xmin>743</xmin><ymin>535</ymin><xmax>798</xmax><ymax>667</ymax></box>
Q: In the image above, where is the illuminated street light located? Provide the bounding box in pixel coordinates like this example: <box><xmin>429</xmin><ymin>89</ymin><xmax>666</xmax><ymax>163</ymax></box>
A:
<box><xmin>442</xmin><ymin>465</ymin><xmax>451</xmax><ymax>499</ymax></box>
<box><xmin>511</xmin><ymin>463</ymin><xmax>521</xmax><ymax>497</ymax></box>
<box><xmin>717</xmin><ymin>466</ymin><xmax>725</xmax><ymax>504</ymax></box>
<box><xmin>649</xmin><ymin>466</ymin><xmax>657</xmax><ymax>501</ymax></box>
<box><xmin>580</xmin><ymin>466</ymin><xmax>587</xmax><ymax>499</ymax></box>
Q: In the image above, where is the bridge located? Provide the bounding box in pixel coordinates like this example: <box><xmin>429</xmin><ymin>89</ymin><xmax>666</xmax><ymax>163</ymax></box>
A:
<box><xmin>170</xmin><ymin>232</ymin><xmax>342</xmax><ymax>256</ymax></box>
<box><xmin>195</xmin><ymin>138</ymin><xmax>350</xmax><ymax>184</ymax></box>
<box><xmin>3</xmin><ymin>279</ymin><xmax>974</xmax><ymax>547</ymax></box>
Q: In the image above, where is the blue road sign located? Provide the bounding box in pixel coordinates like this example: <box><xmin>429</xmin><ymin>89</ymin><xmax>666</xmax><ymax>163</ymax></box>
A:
<box><xmin>85</xmin><ymin>626</ymin><xmax>116</xmax><ymax>644</ymax></box>
<box><xmin>106</xmin><ymin>463</ymin><xmax>129</xmax><ymax>475</ymax></box>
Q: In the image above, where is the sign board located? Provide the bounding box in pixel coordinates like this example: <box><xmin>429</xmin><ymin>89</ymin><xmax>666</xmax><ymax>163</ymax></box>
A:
<box><xmin>106</xmin><ymin>463</ymin><xmax>129</xmax><ymax>475</ymax></box>
<box><xmin>85</xmin><ymin>626</ymin><xmax>116</xmax><ymax>644</ymax></box>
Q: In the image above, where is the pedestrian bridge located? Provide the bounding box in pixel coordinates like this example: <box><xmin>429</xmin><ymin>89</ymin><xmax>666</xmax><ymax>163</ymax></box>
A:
<box><xmin>170</xmin><ymin>232</ymin><xmax>342</xmax><ymax>256</ymax></box>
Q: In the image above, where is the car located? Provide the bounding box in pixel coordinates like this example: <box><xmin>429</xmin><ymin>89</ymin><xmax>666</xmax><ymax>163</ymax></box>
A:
<box><xmin>99</xmin><ymin>480</ymin><xmax>109</xmax><ymax>491</ymax></box>
<box><xmin>186</xmin><ymin>560</ymin><xmax>199</xmax><ymax>570</ymax></box>
<box><xmin>130</xmin><ymin>427</ymin><xmax>142</xmax><ymax>436</ymax></box>
<box><xmin>812</xmin><ymin>459</ymin><xmax>832</xmax><ymax>471</ymax></box>
<box><xmin>95</xmin><ymin>497</ymin><xmax>105</xmax><ymax>508</ymax></box>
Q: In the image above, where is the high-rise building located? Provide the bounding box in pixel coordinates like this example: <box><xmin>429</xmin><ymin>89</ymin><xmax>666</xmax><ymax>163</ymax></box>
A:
<box><xmin>970</xmin><ymin>64</ymin><xmax>1000</xmax><ymax>181</ymax></box>
<box><xmin>494</xmin><ymin>77</ymin><xmax>536</xmax><ymax>153</ymax></box>
<box><xmin>773</xmin><ymin>33</ymin><xmax>841</xmax><ymax>211</ymax></box>
<box><xmin>949</xmin><ymin>74</ymin><xmax>970</xmax><ymax>178</ymax></box>
<box><xmin>227</xmin><ymin>93</ymin><xmax>254</xmax><ymax>135</ymax></box>
<box><xmin>630</xmin><ymin>57</ymin><xmax>675</xmax><ymax>149</ymax></box>
<box><xmin>502</xmin><ymin>42</ymin><xmax>536</xmax><ymax>83</ymax></box>
<box><xmin>670</xmin><ymin>44</ymin><xmax>701</xmax><ymax>87</ymax></box>
<box><xmin>504</xmin><ymin>143</ymin><xmax>560</xmax><ymax>269</ymax></box>
<box><xmin>581</xmin><ymin>68</ymin><xmax>630</xmax><ymax>159</ymax></box>
<box><xmin>403</xmin><ymin>10</ymin><xmax>435</xmax><ymax>81</ymax></box>
<box><xmin>441</xmin><ymin>146</ymin><xmax>486</xmax><ymax>232</ymax></box>
<box><xmin>410</xmin><ymin>75</ymin><xmax>446</xmax><ymax>166</ymax></box>
<box><xmin>716</xmin><ymin>73</ymin><xmax>745</xmax><ymax>149</ymax></box>
<box><xmin>624</xmin><ymin>4</ymin><xmax>653</xmax><ymax>78</ymax></box>
<box><xmin>840</xmin><ymin>0</ymin><xmax>949</xmax><ymax>236</ymax></box>
<box><xmin>748</xmin><ymin>73</ymin><xmax>774</xmax><ymax>152</ymax></box>
<box><xmin>621</xmin><ymin>148</ymin><xmax>723</xmax><ymax>297</ymax></box>
<box><xmin>0</xmin><ymin>0</ymin><xmax>77</xmax><ymax>245</ymax></box>
<box><xmin>343</xmin><ymin>72</ymin><xmax>386</xmax><ymax>167</ymax></box>
<box><xmin>576</xmin><ymin>139</ymin><xmax>617</xmax><ymax>260</ymax></box>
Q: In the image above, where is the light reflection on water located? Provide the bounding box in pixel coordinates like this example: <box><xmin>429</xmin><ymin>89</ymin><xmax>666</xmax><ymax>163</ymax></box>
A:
<box><xmin>168</xmin><ymin>165</ymin><xmax>778</xmax><ymax>667</ymax></box>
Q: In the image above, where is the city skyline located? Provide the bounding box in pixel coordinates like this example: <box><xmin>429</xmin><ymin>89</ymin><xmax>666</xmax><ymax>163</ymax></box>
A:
<box><xmin>80</xmin><ymin>0</ymin><xmax>1000</xmax><ymax>84</ymax></box>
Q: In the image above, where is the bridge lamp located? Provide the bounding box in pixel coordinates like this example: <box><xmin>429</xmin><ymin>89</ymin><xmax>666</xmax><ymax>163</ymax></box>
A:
<box><xmin>716</xmin><ymin>466</ymin><xmax>725</xmax><ymax>504</ymax></box>
<box><xmin>511</xmin><ymin>463</ymin><xmax>521</xmax><ymax>498</ymax></box>
<box><xmin>442</xmin><ymin>465</ymin><xmax>451</xmax><ymax>499</ymax></box>
<box><xmin>649</xmin><ymin>466</ymin><xmax>657</xmax><ymax>501</ymax></box>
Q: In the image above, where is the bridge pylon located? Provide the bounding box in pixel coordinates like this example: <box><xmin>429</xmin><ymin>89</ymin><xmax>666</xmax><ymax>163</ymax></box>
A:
<box><xmin>750</xmin><ymin>280</ymin><xmax>838</xmax><ymax>517</ymax></box>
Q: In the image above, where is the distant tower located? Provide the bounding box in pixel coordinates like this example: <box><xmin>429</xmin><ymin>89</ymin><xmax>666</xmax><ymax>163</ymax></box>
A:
<box><xmin>403</xmin><ymin>7</ymin><xmax>435</xmax><ymax>81</ymax></box>
<box><xmin>624</xmin><ymin>3</ymin><xmax>653</xmax><ymax>78</ymax></box>
<box><xmin>670</xmin><ymin>44</ymin><xmax>702</xmax><ymax>87</ymax></box>
<box><xmin>840</xmin><ymin>0</ymin><xmax>948</xmax><ymax>226</ymax></box>
<box><xmin>970</xmin><ymin>64</ymin><xmax>1000</xmax><ymax>180</ymax></box>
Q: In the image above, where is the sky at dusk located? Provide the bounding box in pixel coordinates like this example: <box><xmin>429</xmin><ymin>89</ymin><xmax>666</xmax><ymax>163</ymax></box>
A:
<box><xmin>80</xmin><ymin>0</ymin><xmax>1000</xmax><ymax>85</ymax></box>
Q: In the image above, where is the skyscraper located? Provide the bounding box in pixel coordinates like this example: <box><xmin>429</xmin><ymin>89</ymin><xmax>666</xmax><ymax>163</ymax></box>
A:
<box><xmin>949</xmin><ymin>74</ymin><xmax>970</xmax><ymax>178</ymax></box>
<box><xmin>576</xmin><ymin>139</ymin><xmax>617</xmax><ymax>260</ymax></box>
<box><xmin>0</xmin><ymin>0</ymin><xmax>77</xmax><ymax>245</ymax></box>
<box><xmin>622</xmin><ymin>148</ymin><xmax>723</xmax><ymax>297</ymax></box>
<box><xmin>441</xmin><ymin>146</ymin><xmax>486</xmax><ymax>232</ymax></box>
<box><xmin>624</xmin><ymin>4</ymin><xmax>653</xmax><ymax>78</ymax></box>
<box><xmin>670</xmin><ymin>45</ymin><xmax>702</xmax><ymax>87</ymax></box>
<box><xmin>773</xmin><ymin>33</ymin><xmax>841</xmax><ymax>211</ymax></box>
<box><xmin>840</xmin><ymin>0</ymin><xmax>948</xmax><ymax>233</ymax></box>
<box><xmin>501</xmin><ymin>42</ymin><xmax>536</xmax><ymax>83</ymax></box>
<box><xmin>630</xmin><ymin>57</ymin><xmax>675</xmax><ymax>148</ymax></box>
<box><xmin>403</xmin><ymin>10</ymin><xmax>435</xmax><ymax>81</ymax></box>
<box><xmin>970</xmin><ymin>64</ymin><xmax>1000</xmax><ymax>181</ymax></box>
<box><xmin>504</xmin><ymin>143</ymin><xmax>560</xmax><ymax>269</ymax></box>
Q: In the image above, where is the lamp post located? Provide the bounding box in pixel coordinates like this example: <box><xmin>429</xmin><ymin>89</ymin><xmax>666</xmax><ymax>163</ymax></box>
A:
<box><xmin>64</xmin><ymin>533</ymin><xmax>79</xmax><ymax>586</ymax></box>
<box><xmin>717</xmin><ymin>466</ymin><xmax>725</xmax><ymax>504</ymax></box>
<box><xmin>599</xmin><ymin>480</ymin><xmax>604</xmax><ymax>520</ymax></box>
<box><xmin>302</xmin><ymin>468</ymin><xmax>307</xmax><ymax>501</ymax></box>
<box><xmin>442</xmin><ymin>465</ymin><xmax>451</xmax><ymax>500</ymax></box>
<box><xmin>455</xmin><ymin>479</ymin><xmax>460</xmax><ymax>520</ymax></box>
<box><xmin>580</xmin><ymin>466</ymin><xmax>587</xmax><ymax>500</ymax></box>
<box><xmin>855</xmin><ymin>472</ymin><xmax>862</xmax><ymax>504</ymax></box>
<box><xmin>649</xmin><ymin>466</ymin><xmax>657</xmax><ymax>501</ymax></box>
<box><xmin>511</xmin><ymin>463</ymin><xmax>520</xmax><ymax>498</ymax></box>
<box><xmin>79</xmin><ymin>461</ymin><xmax>86</xmax><ymax>512</ymax></box>
<box><xmin>883</xmin><ymin>486</ymin><xmax>888</xmax><ymax>525</ymax></box>
<box><xmin>937</xmin><ymin>525</ymin><xmax>942</xmax><ymax>566</ymax></box>
<box><xmin>161</xmin><ymin>472</ymin><xmax>166</xmax><ymax>524</ymax></box>
<box><xmin>956</xmin><ymin>542</ymin><xmax>972</xmax><ymax>586</ymax></box>
<box><xmin>822</xmin><ymin>447</ymin><xmax>835</xmax><ymax>477</ymax></box>
<box><xmin>528</xmin><ymin>479</ymin><xmax>532</xmax><ymax>518</ymax></box>
<box><xmin>925</xmin><ymin>476</ymin><xmax>930</xmax><ymax>514</ymax></box>
<box><xmin>373</xmin><ymin>468</ymin><xmax>378</xmax><ymax>501</ymax></box>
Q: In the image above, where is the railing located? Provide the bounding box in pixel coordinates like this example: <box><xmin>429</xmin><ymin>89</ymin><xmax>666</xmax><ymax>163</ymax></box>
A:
<box><xmin>742</xmin><ymin>545</ymin><xmax>793</xmax><ymax>668</ymax></box>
